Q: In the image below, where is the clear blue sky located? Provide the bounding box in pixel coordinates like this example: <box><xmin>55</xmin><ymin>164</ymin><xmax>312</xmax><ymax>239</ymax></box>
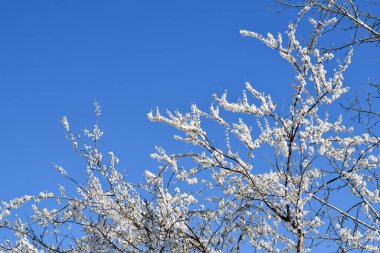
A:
<box><xmin>0</xmin><ymin>0</ymin><xmax>378</xmax><ymax>209</ymax></box>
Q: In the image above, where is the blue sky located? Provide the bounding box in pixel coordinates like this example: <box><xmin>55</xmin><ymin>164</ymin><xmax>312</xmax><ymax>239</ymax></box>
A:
<box><xmin>0</xmin><ymin>0</ymin><xmax>285</xmax><ymax>200</ymax></box>
<box><xmin>0</xmin><ymin>0</ymin><xmax>378</xmax><ymax>213</ymax></box>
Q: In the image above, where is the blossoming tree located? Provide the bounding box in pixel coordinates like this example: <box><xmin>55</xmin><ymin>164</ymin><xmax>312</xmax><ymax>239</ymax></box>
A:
<box><xmin>1</xmin><ymin>5</ymin><xmax>380</xmax><ymax>253</ymax></box>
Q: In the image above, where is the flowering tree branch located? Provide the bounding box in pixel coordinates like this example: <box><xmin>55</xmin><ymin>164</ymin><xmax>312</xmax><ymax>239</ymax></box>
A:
<box><xmin>1</xmin><ymin>5</ymin><xmax>380</xmax><ymax>253</ymax></box>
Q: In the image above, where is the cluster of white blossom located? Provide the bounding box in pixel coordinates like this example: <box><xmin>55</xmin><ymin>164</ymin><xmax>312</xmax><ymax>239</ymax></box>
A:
<box><xmin>147</xmin><ymin>13</ymin><xmax>380</xmax><ymax>252</ymax></box>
